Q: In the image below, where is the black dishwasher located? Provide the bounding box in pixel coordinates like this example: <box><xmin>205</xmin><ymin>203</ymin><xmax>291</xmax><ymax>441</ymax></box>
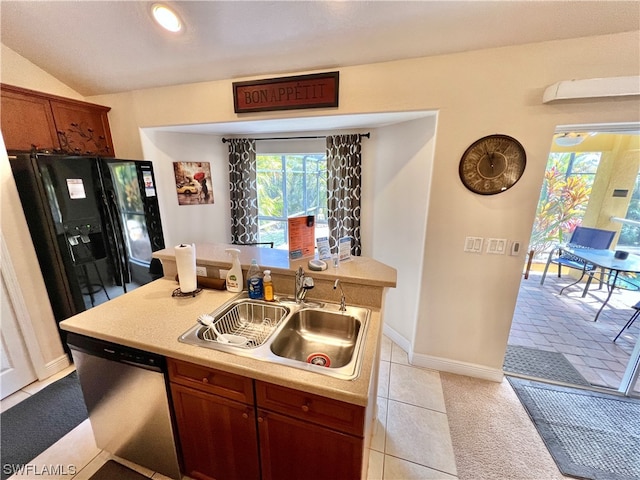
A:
<box><xmin>66</xmin><ymin>333</ymin><xmax>181</xmax><ymax>480</ymax></box>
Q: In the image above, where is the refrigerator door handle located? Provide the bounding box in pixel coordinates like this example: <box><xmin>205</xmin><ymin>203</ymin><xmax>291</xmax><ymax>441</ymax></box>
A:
<box><xmin>102</xmin><ymin>189</ymin><xmax>130</xmax><ymax>292</ymax></box>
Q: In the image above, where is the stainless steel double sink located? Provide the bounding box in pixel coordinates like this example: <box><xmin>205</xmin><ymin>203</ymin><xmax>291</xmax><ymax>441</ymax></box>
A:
<box><xmin>178</xmin><ymin>294</ymin><xmax>370</xmax><ymax>380</ymax></box>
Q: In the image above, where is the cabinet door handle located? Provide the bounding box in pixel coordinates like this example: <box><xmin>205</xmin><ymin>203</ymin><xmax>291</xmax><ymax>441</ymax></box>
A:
<box><xmin>202</xmin><ymin>376</ymin><xmax>209</xmax><ymax>384</ymax></box>
<box><xmin>301</xmin><ymin>403</ymin><xmax>310</xmax><ymax>413</ymax></box>
<box><xmin>242</xmin><ymin>412</ymin><xmax>249</xmax><ymax>419</ymax></box>
<box><xmin>257</xmin><ymin>416</ymin><xmax>264</xmax><ymax>423</ymax></box>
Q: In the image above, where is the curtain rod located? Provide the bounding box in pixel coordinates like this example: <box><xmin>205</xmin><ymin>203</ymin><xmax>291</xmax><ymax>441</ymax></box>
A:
<box><xmin>222</xmin><ymin>132</ymin><xmax>370</xmax><ymax>143</ymax></box>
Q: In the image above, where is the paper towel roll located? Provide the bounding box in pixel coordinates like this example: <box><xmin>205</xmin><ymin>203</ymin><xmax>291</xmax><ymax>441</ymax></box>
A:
<box><xmin>175</xmin><ymin>244</ymin><xmax>197</xmax><ymax>293</ymax></box>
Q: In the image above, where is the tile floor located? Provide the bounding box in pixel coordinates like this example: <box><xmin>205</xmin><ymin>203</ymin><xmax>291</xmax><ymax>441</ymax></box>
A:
<box><xmin>0</xmin><ymin>336</ymin><xmax>458</xmax><ymax>480</ymax></box>
<box><xmin>369</xmin><ymin>336</ymin><xmax>457</xmax><ymax>480</ymax></box>
<box><xmin>509</xmin><ymin>270</ymin><xmax>639</xmax><ymax>393</ymax></box>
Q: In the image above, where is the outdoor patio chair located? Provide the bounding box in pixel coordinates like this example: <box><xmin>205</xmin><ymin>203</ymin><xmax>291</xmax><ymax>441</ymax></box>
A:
<box><xmin>613</xmin><ymin>300</ymin><xmax>640</xmax><ymax>342</ymax></box>
<box><xmin>540</xmin><ymin>226</ymin><xmax>616</xmax><ymax>295</ymax></box>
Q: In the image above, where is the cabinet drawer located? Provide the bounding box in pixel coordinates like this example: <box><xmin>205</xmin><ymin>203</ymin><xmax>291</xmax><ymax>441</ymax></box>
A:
<box><xmin>255</xmin><ymin>381</ymin><xmax>365</xmax><ymax>436</ymax></box>
<box><xmin>168</xmin><ymin>358</ymin><xmax>253</xmax><ymax>404</ymax></box>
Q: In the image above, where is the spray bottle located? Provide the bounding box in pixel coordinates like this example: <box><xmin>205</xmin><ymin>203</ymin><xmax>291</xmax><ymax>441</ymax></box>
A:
<box><xmin>225</xmin><ymin>248</ymin><xmax>243</xmax><ymax>293</ymax></box>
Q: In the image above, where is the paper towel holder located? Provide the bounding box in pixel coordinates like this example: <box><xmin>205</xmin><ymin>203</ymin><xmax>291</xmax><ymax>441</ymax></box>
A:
<box><xmin>172</xmin><ymin>287</ymin><xmax>203</xmax><ymax>298</ymax></box>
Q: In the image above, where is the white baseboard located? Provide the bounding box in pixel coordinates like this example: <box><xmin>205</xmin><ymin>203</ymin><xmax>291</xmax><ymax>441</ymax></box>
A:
<box><xmin>410</xmin><ymin>351</ymin><xmax>504</xmax><ymax>382</ymax></box>
<box><xmin>382</xmin><ymin>323</ymin><xmax>412</xmax><ymax>354</ymax></box>
<box><xmin>38</xmin><ymin>354</ymin><xmax>72</xmax><ymax>381</ymax></box>
<box><xmin>382</xmin><ymin>322</ymin><xmax>504</xmax><ymax>383</ymax></box>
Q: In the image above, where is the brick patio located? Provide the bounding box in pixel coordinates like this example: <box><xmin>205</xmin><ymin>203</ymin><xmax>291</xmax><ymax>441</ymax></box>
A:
<box><xmin>509</xmin><ymin>269</ymin><xmax>639</xmax><ymax>395</ymax></box>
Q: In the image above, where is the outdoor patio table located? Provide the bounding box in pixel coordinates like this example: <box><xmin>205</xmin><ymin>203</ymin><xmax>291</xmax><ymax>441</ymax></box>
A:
<box><xmin>559</xmin><ymin>247</ymin><xmax>640</xmax><ymax>321</ymax></box>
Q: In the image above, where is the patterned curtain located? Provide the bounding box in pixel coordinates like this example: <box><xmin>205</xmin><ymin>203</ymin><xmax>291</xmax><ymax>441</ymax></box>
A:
<box><xmin>227</xmin><ymin>139</ymin><xmax>258</xmax><ymax>244</ymax></box>
<box><xmin>326</xmin><ymin>134</ymin><xmax>362</xmax><ymax>256</ymax></box>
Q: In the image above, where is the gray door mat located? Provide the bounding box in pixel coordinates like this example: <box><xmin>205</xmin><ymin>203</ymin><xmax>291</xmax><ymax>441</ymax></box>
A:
<box><xmin>0</xmin><ymin>372</ymin><xmax>88</xmax><ymax>480</ymax></box>
<box><xmin>508</xmin><ymin>377</ymin><xmax>640</xmax><ymax>480</ymax></box>
<box><xmin>504</xmin><ymin>345</ymin><xmax>591</xmax><ymax>387</ymax></box>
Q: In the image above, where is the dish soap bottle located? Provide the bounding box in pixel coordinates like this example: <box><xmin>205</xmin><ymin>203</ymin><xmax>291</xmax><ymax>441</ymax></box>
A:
<box><xmin>263</xmin><ymin>270</ymin><xmax>274</xmax><ymax>301</ymax></box>
<box><xmin>225</xmin><ymin>248</ymin><xmax>243</xmax><ymax>293</ymax></box>
<box><xmin>247</xmin><ymin>259</ymin><xmax>263</xmax><ymax>299</ymax></box>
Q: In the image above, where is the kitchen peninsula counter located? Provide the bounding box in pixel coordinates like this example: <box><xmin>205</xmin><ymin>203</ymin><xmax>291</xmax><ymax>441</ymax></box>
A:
<box><xmin>155</xmin><ymin>242</ymin><xmax>397</xmax><ymax>291</ymax></box>
<box><xmin>60</xmin><ymin>243</ymin><xmax>397</xmax><ymax>406</ymax></box>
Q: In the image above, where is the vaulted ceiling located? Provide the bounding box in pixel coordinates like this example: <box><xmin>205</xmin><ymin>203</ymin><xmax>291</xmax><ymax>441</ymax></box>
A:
<box><xmin>2</xmin><ymin>1</ymin><xmax>639</xmax><ymax>97</ymax></box>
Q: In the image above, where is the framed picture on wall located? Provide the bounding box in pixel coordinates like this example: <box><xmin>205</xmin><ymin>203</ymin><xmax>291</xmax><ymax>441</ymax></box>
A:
<box><xmin>173</xmin><ymin>162</ymin><xmax>214</xmax><ymax>205</ymax></box>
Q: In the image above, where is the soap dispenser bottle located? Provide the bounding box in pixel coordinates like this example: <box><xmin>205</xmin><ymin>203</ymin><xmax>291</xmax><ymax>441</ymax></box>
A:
<box><xmin>247</xmin><ymin>259</ymin><xmax>264</xmax><ymax>299</ymax></box>
<box><xmin>225</xmin><ymin>248</ymin><xmax>243</xmax><ymax>293</ymax></box>
<box><xmin>263</xmin><ymin>270</ymin><xmax>274</xmax><ymax>302</ymax></box>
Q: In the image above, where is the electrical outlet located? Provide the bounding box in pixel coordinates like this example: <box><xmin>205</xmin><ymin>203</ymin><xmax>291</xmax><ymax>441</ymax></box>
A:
<box><xmin>195</xmin><ymin>266</ymin><xmax>207</xmax><ymax>276</ymax></box>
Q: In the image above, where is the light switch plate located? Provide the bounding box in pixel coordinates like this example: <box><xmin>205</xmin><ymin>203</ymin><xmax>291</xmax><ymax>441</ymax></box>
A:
<box><xmin>195</xmin><ymin>266</ymin><xmax>207</xmax><ymax>276</ymax></box>
<box><xmin>486</xmin><ymin>238</ymin><xmax>507</xmax><ymax>254</ymax></box>
<box><xmin>464</xmin><ymin>236</ymin><xmax>484</xmax><ymax>253</ymax></box>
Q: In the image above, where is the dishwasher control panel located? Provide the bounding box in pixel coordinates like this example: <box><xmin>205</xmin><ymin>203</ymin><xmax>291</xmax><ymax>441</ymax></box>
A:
<box><xmin>66</xmin><ymin>332</ymin><xmax>165</xmax><ymax>371</ymax></box>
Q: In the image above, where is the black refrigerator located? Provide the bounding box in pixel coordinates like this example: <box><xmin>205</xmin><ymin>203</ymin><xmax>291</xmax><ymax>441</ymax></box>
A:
<box><xmin>10</xmin><ymin>153</ymin><xmax>165</xmax><ymax>342</ymax></box>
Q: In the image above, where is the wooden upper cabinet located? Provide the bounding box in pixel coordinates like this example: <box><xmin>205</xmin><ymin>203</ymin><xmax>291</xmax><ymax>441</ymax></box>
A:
<box><xmin>1</xmin><ymin>87</ymin><xmax>59</xmax><ymax>152</ymax></box>
<box><xmin>49</xmin><ymin>99</ymin><xmax>113</xmax><ymax>156</ymax></box>
<box><xmin>1</xmin><ymin>84</ymin><xmax>115</xmax><ymax>156</ymax></box>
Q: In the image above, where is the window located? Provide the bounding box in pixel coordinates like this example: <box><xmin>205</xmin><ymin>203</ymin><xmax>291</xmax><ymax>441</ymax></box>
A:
<box><xmin>561</xmin><ymin>151</ymin><xmax>601</xmax><ymax>184</ymax></box>
<box><xmin>529</xmin><ymin>151</ymin><xmax>602</xmax><ymax>255</ymax></box>
<box><xmin>619</xmin><ymin>172</ymin><xmax>640</xmax><ymax>248</ymax></box>
<box><xmin>256</xmin><ymin>153</ymin><xmax>328</xmax><ymax>248</ymax></box>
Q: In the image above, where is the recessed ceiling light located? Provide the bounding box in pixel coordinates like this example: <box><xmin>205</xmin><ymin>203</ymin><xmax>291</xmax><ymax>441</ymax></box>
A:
<box><xmin>152</xmin><ymin>4</ymin><xmax>182</xmax><ymax>33</ymax></box>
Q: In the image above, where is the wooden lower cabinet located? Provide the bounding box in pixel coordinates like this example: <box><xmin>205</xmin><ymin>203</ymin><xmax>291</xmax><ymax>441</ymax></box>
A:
<box><xmin>168</xmin><ymin>359</ymin><xmax>367</xmax><ymax>480</ymax></box>
<box><xmin>170</xmin><ymin>383</ymin><xmax>260</xmax><ymax>480</ymax></box>
<box><xmin>257</xmin><ymin>409</ymin><xmax>363</xmax><ymax>480</ymax></box>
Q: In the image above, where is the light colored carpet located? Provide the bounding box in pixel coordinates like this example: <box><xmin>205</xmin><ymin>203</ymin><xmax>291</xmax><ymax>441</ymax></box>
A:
<box><xmin>441</xmin><ymin>372</ymin><xmax>568</xmax><ymax>480</ymax></box>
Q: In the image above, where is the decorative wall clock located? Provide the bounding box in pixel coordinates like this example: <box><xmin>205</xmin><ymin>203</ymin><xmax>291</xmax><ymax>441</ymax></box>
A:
<box><xmin>459</xmin><ymin>134</ymin><xmax>526</xmax><ymax>195</ymax></box>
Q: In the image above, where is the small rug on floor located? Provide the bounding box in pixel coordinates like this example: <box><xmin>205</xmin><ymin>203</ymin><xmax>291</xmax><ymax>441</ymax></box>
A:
<box><xmin>89</xmin><ymin>460</ymin><xmax>149</xmax><ymax>480</ymax></box>
<box><xmin>0</xmin><ymin>371</ymin><xmax>88</xmax><ymax>480</ymax></box>
<box><xmin>504</xmin><ymin>345</ymin><xmax>591</xmax><ymax>386</ymax></box>
<box><xmin>508</xmin><ymin>376</ymin><xmax>640</xmax><ymax>480</ymax></box>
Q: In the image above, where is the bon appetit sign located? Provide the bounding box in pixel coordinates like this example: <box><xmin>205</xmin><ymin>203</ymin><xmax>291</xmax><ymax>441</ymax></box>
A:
<box><xmin>232</xmin><ymin>72</ymin><xmax>339</xmax><ymax>113</ymax></box>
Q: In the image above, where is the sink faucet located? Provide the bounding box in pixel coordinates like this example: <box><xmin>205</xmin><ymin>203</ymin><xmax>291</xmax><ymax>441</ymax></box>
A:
<box><xmin>333</xmin><ymin>279</ymin><xmax>347</xmax><ymax>311</ymax></box>
<box><xmin>295</xmin><ymin>267</ymin><xmax>314</xmax><ymax>303</ymax></box>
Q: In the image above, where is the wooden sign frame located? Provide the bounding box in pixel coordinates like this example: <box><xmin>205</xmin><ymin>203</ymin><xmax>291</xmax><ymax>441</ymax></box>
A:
<box><xmin>233</xmin><ymin>72</ymin><xmax>339</xmax><ymax>113</ymax></box>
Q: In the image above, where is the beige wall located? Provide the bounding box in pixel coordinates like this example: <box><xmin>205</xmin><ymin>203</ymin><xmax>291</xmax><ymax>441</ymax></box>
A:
<box><xmin>413</xmin><ymin>32</ymin><xmax>639</xmax><ymax>376</ymax></box>
<box><xmin>138</xmin><ymin>129</ymin><xmax>231</xmax><ymax>248</ymax></box>
<box><xmin>2</xmin><ymin>30</ymin><xmax>639</xmax><ymax>380</ymax></box>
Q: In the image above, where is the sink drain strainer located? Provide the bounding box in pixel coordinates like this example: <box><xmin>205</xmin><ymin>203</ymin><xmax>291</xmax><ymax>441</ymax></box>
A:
<box><xmin>306</xmin><ymin>353</ymin><xmax>331</xmax><ymax>367</ymax></box>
